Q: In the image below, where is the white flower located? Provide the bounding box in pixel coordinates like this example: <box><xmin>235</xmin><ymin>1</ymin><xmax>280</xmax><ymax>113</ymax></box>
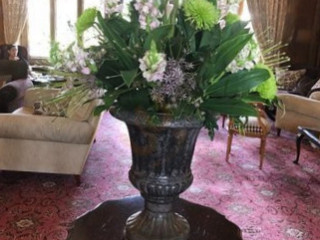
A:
<box><xmin>134</xmin><ymin>0</ymin><xmax>162</xmax><ymax>30</ymax></box>
<box><xmin>81</xmin><ymin>67</ymin><xmax>91</xmax><ymax>75</ymax></box>
<box><xmin>244</xmin><ymin>61</ymin><xmax>254</xmax><ymax>70</ymax></box>
<box><xmin>165</xmin><ymin>2</ymin><xmax>174</xmax><ymax>18</ymax></box>
<box><xmin>105</xmin><ymin>0</ymin><xmax>123</xmax><ymax>16</ymax></box>
<box><xmin>139</xmin><ymin>51</ymin><xmax>167</xmax><ymax>82</ymax></box>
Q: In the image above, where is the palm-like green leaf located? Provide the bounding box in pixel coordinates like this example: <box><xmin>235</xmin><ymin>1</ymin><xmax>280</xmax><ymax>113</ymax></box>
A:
<box><xmin>200</xmin><ymin>98</ymin><xmax>258</xmax><ymax>116</ymax></box>
<box><xmin>144</xmin><ymin>24</ymin><xmax>175</xmax><ymax>50</ymax></box>
<box><xmin>205</xmin><ymin>68</ymin><xmax>270</xmax><ymax>97</ymax></box>
<box><xmin>199</xmin><ymin>26</ymin><xmax>221</xmax><ymax>50</ymax></box>
<box><xmin>200</xmin><ymin>33</ymin><xmax>253</xmax><ymax>80</ymax></box>
<box><xmin>96</xmin><ymin>12</ymin><xmax>136</xmax><ymax>69</ymax></box>
<box><xmin>220</xmin><ymin>21</ymin><xmax>250</xmax><ymax>43</ymax></box>
<box><xmin>121</xmin><ymin>69</ymin><xmax>138</xmax><ymax>87</ymax></box>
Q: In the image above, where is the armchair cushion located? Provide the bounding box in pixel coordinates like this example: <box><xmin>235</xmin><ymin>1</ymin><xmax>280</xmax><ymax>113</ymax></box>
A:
<box><xmin>290</xmin><ymin>75</ymin><xmax>318</xmax><ymax>96</ymax></box>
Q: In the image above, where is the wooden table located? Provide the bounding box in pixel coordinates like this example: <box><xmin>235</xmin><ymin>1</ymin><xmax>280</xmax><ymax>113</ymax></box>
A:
<box><xmin>67</xmin><ymin>196</ymin><xmax>243</xmax><ymax>240</ymax></box>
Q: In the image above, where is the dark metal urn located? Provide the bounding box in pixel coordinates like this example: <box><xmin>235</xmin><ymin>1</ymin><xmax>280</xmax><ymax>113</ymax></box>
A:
<box><xmin>111</xmin><ymin>109</ymin><xmax>202</xmax><ymax>240</ymax></box>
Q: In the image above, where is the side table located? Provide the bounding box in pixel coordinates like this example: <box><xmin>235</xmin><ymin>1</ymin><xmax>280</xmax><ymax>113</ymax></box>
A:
<box><xmin>67</xmin><ymin>196</ymin><xmax>243</xmax><ymax>240</ymax></box>
<box><xmin>294</xmin><ymin>126</ymin><xmax>320</xmax><ymax>164</ymax></box>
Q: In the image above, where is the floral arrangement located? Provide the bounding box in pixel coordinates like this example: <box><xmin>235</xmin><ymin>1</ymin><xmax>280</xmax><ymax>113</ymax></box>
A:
<box><xmin>50</xmin><ymin>0</ymin><xmax>278</xmax><ymax>137</ymax></box>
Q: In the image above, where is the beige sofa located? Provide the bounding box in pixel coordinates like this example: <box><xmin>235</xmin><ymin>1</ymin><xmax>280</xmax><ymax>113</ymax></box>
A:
<box><xmin>275</xmin><ymin>93</ymin><xmax>320</xmax><ymax>134</ymax></box>
<box><xmin>0</xmin><ymin>88</ymin><xmax>103</xmax><ymax>182</ymax></box>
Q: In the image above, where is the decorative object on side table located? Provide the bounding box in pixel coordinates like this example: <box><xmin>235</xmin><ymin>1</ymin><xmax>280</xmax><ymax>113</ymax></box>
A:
<box><xmin>51</xmin><ymin>0</ymin><xmax>280</xmax><ymax>239</ymax></box>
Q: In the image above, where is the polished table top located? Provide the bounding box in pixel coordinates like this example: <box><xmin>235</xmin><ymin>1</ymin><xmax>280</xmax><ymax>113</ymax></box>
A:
<box><xmin>67</xmin><ymin>196</ymin><xmax>243</xmax><ymax>240</ymax></box>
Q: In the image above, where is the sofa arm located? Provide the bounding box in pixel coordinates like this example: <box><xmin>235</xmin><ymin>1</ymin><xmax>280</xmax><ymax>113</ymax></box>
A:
<box><xmin>24</xmin><ymin>87</ymin><xmax>61</xmax><ymax>108</ymax></box>
<box><xmin>276</xmin><ymin>93</ymin><xmax>320</xmax><ymax>133</ymax></box>
<box><xmin>5</xmin><ymin>78</ymin><xmax>33</xmax><ymax>100</ymax></box>
<box><xmin>277</xmin><ymin>93</ymin><xmax>320</xmax><ymax>117</ymax></box>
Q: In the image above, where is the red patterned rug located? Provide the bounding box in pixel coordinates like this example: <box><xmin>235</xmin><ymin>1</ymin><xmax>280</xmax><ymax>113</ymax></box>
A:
<box><xmin>0</xmin><ymin>113</ymin><xmax>319</xmax><ymax>240</ymax></box>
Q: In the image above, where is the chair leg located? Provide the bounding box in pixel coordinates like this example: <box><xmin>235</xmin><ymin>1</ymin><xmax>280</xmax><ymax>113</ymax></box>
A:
<box><xmin>221</xmin><ymin>115</ymin><xmax>226</xmax><ymax>128</ymax></box>
<box><xmin>226</xmin><ymin>131</ymin><xmax>233</xmax><ymax>163</ymax></box>
<box><xmin>276</xmin><ymin>128</ymin><xmax>281</xmax><ymax>137</ymax></box>
<box><xmin>293</xmin><ymin>133</ymin><xmax>304</xmax><ymax>165</ymax></box>
<box><xmin>259</xmin><ymin>138</ymin><xmax>266</xmax><ymax>170</ymax></box>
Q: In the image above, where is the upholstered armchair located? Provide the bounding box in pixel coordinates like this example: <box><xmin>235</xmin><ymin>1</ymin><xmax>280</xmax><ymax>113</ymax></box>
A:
<box><xmin>275</xmin><ymin>93</ymin><xmax>320</xmax><ymax>134</ymax></box>
<box><xmin>0</xmin><ymin>88</ymin><xmax>103</xmax><ymax>182</ymax></box>
<box><xmin>0</xmin><ymin>44</ymin><xmax>28</xmax><ymax>61</ymax></box>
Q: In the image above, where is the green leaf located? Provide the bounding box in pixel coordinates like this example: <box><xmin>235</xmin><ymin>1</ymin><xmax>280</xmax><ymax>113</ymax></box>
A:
<box><xmin>96</xmin><ymin>12</ymin><xmax>136</xmax><ymax>69</ymax></box>
<box><xmin>200</xmin><ymin>98</ymin><xmax>258</xmax><ymax>116</ymax></box>
<box><xmin>120</xmin><ymin>69</ymin><xmax>138</xmax><ymax>87</ymax></box>
<box><xmin>214</xmin><ymin>33</ymin><xmax>253</xmax><ymax>74</ymax></box>
<box><xmin>76</xmin><ymin>8</ymin><xmax>97</xmax><ymax>37</ymax></box>
<box><xmin>94</xmin><ymin>105</ymin><xmax>107</xmax><ymax>115</ymax></box>
<box><xmin>205</xmin><ymin>68</ymin><xmax>270</xmax><ymax>97</ymax></box>
<box><xmin>199</xmin><ymin>26</ymin><xmax>221</xmax><ymax>50</ymax></box>
<box><xmin>220</xmin><ymin>21</ymin><xmax>250</xmax><ymax>43</ymax></box>
<box><xmin>143</xmin><ymin>24</ymin><xmax>175</xmax><ymax>50</ymax></box>
<box><xmin>106</xmin><ymin>16</ymin><xmax>132</xmax><ymax>36</ymax></box>
<box><xmin>96</xmin><ymin>60</ymin><xmax>123</xmax><ymax>89</ymax></box>
<box><xmin>118</xmin><ymin>88</ymin><xmax>151</xmax><ymax>110</ymax></box>
<box><xmin>201</xmin><ymin>33</ymin><xmax>252</xmax><ymax>79</ymax></box>
<box><xmin>241</xmin><ymin>94</ymin><xmax>268</xmax><ymax>104</ymax></box>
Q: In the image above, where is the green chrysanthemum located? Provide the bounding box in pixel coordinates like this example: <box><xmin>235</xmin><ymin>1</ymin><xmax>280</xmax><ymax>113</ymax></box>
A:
<box><xmin>183</xmin><ymin>0</ymin><xmax>220</xmax><ymax>30</ymax></box>
<box><xmin>255</xmin><ymin>64</ymin><xmax>277</xmax><ymax>100</ymax></box>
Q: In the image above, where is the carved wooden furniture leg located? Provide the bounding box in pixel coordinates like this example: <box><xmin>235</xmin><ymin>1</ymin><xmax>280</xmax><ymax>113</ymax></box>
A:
<box><xmin>293</xmin><ymin>132</ymin><xmax>304</xmax><ymax>165</ymax></box>
<box><xmin>259</xmin><ymin>138</ymin><xmax>266</xmax><ymax>170</ymax></box>
<box><xmin>226</xmin><ymin>131</ymin><xmax>233</xmax><ymax>163</ymax></box>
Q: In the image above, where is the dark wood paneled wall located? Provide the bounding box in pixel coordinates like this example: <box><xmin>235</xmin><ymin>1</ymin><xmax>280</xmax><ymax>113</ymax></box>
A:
<box><xmin>285</xmin><ymin>0</ymin><xmax>320</xmax><ymax>69</ymax></box>
<box><xmin>0</xmin><ymin>0</ymin><xmax>5</xmax><ymax>45</ymax></box>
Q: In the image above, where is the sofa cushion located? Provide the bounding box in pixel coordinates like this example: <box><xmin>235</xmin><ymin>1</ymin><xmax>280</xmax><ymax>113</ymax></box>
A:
<box><xmin>0</xmin><ymin>110</ymin><xmax>94</xmax><ymax>144</ymax></box>
<box><xmin>290</xmin><ymin>75</ymin><xmax>319</xmax><ymax>96</ymax></box>
<box><xmin>307</xmin><ymin>78</ymin><xmax>320</xmax><ymax>100</ymax></box>
<box><xmin>309</xmin><ymin>91</ymin><xmax>320</xmax><ymax>100</ymax></box>
<box><xmin>276</xmin><ymin>68</ymin><xmax>306</xmax><ymax>91</ymax></box>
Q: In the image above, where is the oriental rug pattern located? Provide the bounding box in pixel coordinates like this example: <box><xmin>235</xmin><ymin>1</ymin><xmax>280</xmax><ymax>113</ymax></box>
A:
<box><xmin>0</xmin><ymin>113</ymin><xmax>319</xmax><ymax>240</ymax></box>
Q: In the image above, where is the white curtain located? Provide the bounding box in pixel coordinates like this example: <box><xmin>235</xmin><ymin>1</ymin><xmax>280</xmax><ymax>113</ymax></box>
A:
<box><xmin>2</xmin><ymin>0</ymin><xmax>28</xmax><ymax>44</ymax></box>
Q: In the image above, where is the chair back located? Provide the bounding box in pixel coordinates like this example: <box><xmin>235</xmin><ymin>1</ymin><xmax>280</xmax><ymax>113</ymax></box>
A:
<box><xmin>0</xmin><ymin>60</ymin><xmax>29</xmax><ymax>81</ymax></box>
<box><xmin>0</xmin><ymin>45</ymin><xmax>28</xmax><ymax>61</ymax></box>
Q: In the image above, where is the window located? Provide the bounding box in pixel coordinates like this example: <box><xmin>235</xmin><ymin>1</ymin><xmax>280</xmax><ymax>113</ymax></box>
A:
<box><xmin>27</xmin><ymin>0</ymin><xmax>106</xmax><ymax>59</ymax></box>
<box><xmin>28</xmin><ymin>0</ymin><xmax>50</xmax><ymax>58</ymax></box>
<box><xmin>82</xmin><ymin>0</ymin><xmax>105</xmax><ymax>47</ymax></box>
<box><xmin>55</xmin><ymin>0</ymin><xmax>78</xmax><ymax>48</ymax></box>
<box><xmin>240</xmin><ymin>0</ymin><xmax>251</xmax><ymax>21</ymax></box>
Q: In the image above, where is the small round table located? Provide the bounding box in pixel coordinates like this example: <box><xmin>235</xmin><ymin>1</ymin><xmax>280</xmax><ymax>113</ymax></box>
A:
<box><xmin>67</xmin><ymin>196</ymin><xmax>243</xmax><ymax>240</ymax></box>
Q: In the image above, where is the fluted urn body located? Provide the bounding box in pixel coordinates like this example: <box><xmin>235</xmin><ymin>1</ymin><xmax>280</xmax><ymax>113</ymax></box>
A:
<box><xmin>111</xmin><ymin>109</ymin><xmax>202</xmax><ymax>240</ymax></box>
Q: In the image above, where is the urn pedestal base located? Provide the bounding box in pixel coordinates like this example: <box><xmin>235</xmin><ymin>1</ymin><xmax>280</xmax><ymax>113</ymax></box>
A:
<box><xmin>124</xmin><ymin>208</ymin><xmax>189</xmax><ymax>240</ymax></box>
<box><xmin>67</xmin><ymin>196</ymin><xmax>243</xmax><ymax>240</ymax></box>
